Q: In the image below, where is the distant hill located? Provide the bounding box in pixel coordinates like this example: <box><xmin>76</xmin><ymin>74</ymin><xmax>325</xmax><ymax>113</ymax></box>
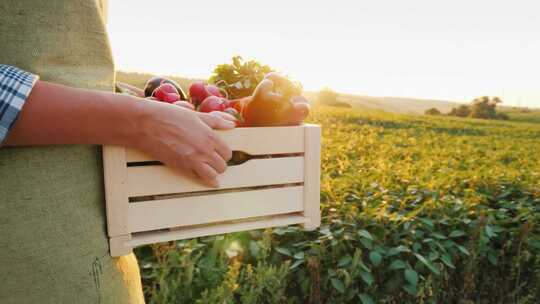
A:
<box><xmin>304</xmin><ymin>91</ymin><xmax>463</xmax><ymax>115</ymax></box>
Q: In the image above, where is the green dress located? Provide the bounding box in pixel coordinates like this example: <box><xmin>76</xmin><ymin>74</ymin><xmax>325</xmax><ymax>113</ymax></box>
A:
<box><xmin>0</xmin><ymin>1</ymin><xmax>144</xmax><ymax>303</ymax></box>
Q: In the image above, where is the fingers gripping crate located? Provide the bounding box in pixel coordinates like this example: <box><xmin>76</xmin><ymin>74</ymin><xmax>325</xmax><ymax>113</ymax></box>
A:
<box><xmin>103</xmin><ymin>124</ymin><xmax>321</xmax><ymax>257</ymax></box>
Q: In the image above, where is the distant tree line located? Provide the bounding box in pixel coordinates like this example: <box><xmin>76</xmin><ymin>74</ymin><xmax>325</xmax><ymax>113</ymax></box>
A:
<box><xmin>426</xmin><ymin>96</ymin><xmax>509</xmax><ymax>120</ymax></box>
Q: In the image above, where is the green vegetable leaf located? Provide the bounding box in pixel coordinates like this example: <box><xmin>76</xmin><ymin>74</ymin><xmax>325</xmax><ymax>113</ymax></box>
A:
<box><xmin>449</xmin><ymin>230</ymin><xmax>465</xmax><ymax>238</ymax></box>
<box><xmin>431</xmin><ymin>232</ymin><xmax>447</xmax><ymax>239</ymax></box>
<box><xmin>369</xmin><ymin>251</ymin><xmax>383</xmax><ymax>266</ymax></box>
<box><xmin>488</xmin><ymin>252</ymin><xmax>498</xmax><ymax>265</ymax></box>
<box><xmin>360</xmin><ymin>270</ymin><xmax>374</xmax><ymax>286</ymax></box>
<box><xmin>359</xmin><ymin>293</ymin><xmax>375</xmax><ymax>304</ymax></box>
<box><xmin>485</xmin><ymin>225</ymin><xmax>496</xmax><ymax>238</ymax></box>
<box><xmin>360</xmin><ymin>238</ymin><xmax>374</xmax><ymax>250</ymax></box>
<box><xmin>389</xmin><ymin>259</ymin><xmax>407</xmax><ymax>270</ymax></box>
<box><xmin>273</xmin><ymin>227</ymin><xmax>286</xmax><ymax>235</ymax></box>
<box><xmin>289</xmin><ymin>259</ymin><xmax>304</xmax><ymax>270</ymax></box>
<box><xmin>404</xmin><ymin>269</ymin><xmax>419</xmax><ymax>286</ymax></box>
<box><xmin>440</xmin><ymin>253</ymin><xmax>455</xmax><ymax>269</ymax></box>
<box><xmin>331</xmin><ymin>278</ymin><xmax>346</xmax><ymax>294</ymax></box>
<box><xmin>387</xmin><ymin>245</ymin><xmax>410</xmax><ymax>256</ymax></box>
<box><xmin>414</xmin><ymin>253</ymin><xmax>440</xmax><ymax>275</ymax></box>
<box><xmin>358</xmin><ymin>229</ymin><xmax>374</xmax><ymax>240</ymax></box>
<box><xmin>338</xmin><ymin>255</ymin><xmax>352</xmax><ymax>267</ymax></box>
<box><xmin>275</xmin><ymin>247</ymin><xmax>292</xmax><ymax>257</ymax></box>
<box><xmin>233</xmin><ymin>81</ymin><xmax>243</xmax><ymax>89</ymax></box>
<box><xmin>456</xmin><ymin>245</ymin><xmax>470</xmax><ymax>256</ymax></box>
<box><xmin>419</xmin><ymin>218</ymin><xmax>434</xmax><ymax>228</ymax></box>
<box><xmin>359</xmin><ymin>260</ymin><xmax>371</xmax><ymax>273</ymax></box>
<box><xmin>249</xmin><ymin>241</ymin><xmax>260</xmax><ymax>257</ymax></box>
<box><xmin>294</xmin><ymin>251</ymin><xmax>305</xmax><ymax>260</ymax></box>
<box><xmin>403</xmin><ymin>284</ymin><xmax>417</xmax><ymax>295</ymax></box>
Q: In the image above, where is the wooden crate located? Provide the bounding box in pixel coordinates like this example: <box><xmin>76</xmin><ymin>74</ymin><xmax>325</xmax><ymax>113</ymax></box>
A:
<box><xmin>103</xmin><ymin>124</ymin><xmax>321</xmax><ymax>257</ymax></box>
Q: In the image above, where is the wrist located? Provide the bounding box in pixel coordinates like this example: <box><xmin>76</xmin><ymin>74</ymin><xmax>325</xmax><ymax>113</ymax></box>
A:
<box><xmin>103</xmin><ymin>93</ymin><xmax>150</xmax><ymax>149</ymax></box>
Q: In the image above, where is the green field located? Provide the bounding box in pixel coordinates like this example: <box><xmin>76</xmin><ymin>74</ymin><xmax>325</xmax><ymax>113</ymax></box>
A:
<box><xmin>506</xmin><ymin>111</ymin><xmax>540</xmax><ymax>124</ymax></box>
<box><xmin>131</xmin><ymin>102</ymin><xmax>540</xmax><ymax>303</ymax></box>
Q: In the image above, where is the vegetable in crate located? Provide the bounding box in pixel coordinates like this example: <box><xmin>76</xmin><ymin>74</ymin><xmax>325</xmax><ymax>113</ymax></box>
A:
<box><xmin>198</xmin><ymin>96</ymin><xmax>228</xmax><ymax>113</ymax></box>
<box><xmin>146</xmin><ymin>72</ymin><xmax>308</xmax><ymax>127</ymax></box>
<box><xmin>153</xmin><ymin>83</ymin><xmax>181</xmax><ymax>103</ymax></box>
<box><xmin>144</xmin><ymin>76</ymin><xmax>187</xmax><ymax>100</ymax></box>
<box><xmin>205</xmin><ymin>84</ymin><xmax>224</xmax><ymax>98</ymax></box>
<box><xmin>234</xmin><ymin>73</ymin><xmax>310</xmax><ymax>127</ymax></box>
<box><xmin>188</xmin><ymin>82</ymin><xmax>227</xmax><ymax>107</ymax></box>
<box><xmin>188</xmin><ymin>81</ymin><xmax>209</xmax><ymax>107</ymax></box>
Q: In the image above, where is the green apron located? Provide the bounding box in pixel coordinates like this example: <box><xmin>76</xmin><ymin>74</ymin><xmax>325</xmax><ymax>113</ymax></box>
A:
<box><xmin>0</xmin><ymin>1</ymin><xmax>144</xmax><ymax>303</ymax></box>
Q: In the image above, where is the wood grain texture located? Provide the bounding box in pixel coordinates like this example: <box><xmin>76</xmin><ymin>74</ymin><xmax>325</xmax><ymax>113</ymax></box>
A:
<box><xmin>302</xmin><ymin>124</ymin><xmax>322</xmax><ymax>230</ymax></box>
<box><xmin>128</xmin><ymin>186</ymin><xmax>304</xmax><ymax>233</ymax></box>
<box><xmin>109</xmin><ymin>234</ymin><xmax>132</xmax><ymax>257</ymax></box>
<box><xmin>102</xmin><ymin>145</ymin><xmax>129</xmax><ymax>237</ymax></box>
<box><xmin>128</xmin><ymin>214</ymin><xmax>307</xmax><ymax>248</ymax></box>
<box><xmin>126</xmin><ymin>157</ymin><xmax>304</xmax><ymax>196</ymax></box>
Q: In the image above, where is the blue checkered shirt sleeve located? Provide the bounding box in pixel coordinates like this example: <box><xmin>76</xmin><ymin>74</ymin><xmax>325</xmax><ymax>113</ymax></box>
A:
<box><xmin>0</xmin><ymin>64</ymin><xmax>39</xmax><ymax>144</ymax></box>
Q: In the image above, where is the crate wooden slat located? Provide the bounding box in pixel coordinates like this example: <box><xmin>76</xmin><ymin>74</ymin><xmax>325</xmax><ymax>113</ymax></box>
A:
<box><xmin>126</xmin><ymin>156</ymin><xmax>304</xmax><ymax>197</ymax></box>
<box><xmin>103</xmin><ymin>124</ymin><xmax>321</xmax><ymax>257</ymax></box>
<box><xmin>128</xmin><ymin>186</ymin><xmax>304</xmax><ymax>233</ymax></box>
<box><xmin>128</xmin><ymin>214</ymin><xmax>307</xmax><ymax>248</ymax></box>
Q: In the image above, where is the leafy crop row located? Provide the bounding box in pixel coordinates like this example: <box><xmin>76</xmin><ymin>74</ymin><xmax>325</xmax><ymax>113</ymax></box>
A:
<box><xmin>136</xmin><ymin>106</ymin><xmax>540</xmax><ymax>303</ymax></box>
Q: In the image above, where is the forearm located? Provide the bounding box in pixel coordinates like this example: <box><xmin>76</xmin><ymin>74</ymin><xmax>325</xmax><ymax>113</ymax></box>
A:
<box><xmin>4</xmin><ymin>81</ymin><xmax>145</xmax><ymax>147</ymax></box>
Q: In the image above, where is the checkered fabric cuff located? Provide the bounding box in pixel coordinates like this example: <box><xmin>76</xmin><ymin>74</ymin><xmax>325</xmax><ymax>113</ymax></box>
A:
<box><xmin>0</xmin><ymin>64</ymin><xmax>39</xmax><ymax>143</ymax></box>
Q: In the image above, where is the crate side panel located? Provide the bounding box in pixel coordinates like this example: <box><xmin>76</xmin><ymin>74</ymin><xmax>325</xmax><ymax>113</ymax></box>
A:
<box><xmin>128</xmin><ymin>186</ymin><xmax>304</xmax><ymax>233</ymax></box>
<box><xmin>102</xmin><ymin>145</ymin><xmax>129</xmax><ymax>237</ymax></box>
<box><xmin>303</xmin><ymin>125</ymin><xmax>322</xmax><ymax>229</ymax></box>
<box><xmin>127</xmin><ymin>156</ymin><xmax>304</xmax><ymax>197</ymax></box>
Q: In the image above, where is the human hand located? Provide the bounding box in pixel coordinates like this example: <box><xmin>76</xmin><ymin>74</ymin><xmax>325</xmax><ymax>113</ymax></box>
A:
<box><xmin>173</xmin><ymin>100</ymin><xmax>195</xmax><ymax>110</ymax></box>
<box><xmin>133</xmin><ymin>101</ymin><xmax>236</xmax><ymax>187</ymax></box>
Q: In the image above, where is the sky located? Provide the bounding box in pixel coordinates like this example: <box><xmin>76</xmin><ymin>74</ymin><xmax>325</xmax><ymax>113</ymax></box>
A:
<box><xmin>107</xmin><ymin>0</ymin><xmax>540</xmax><ymax>108</ymax></box>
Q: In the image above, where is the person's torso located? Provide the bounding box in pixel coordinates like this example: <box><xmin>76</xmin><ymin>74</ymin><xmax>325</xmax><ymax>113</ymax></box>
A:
<box><xmin>0</xmin><ymin>1</ymin><xmax>143</xmax><ymax>303</ymax></box>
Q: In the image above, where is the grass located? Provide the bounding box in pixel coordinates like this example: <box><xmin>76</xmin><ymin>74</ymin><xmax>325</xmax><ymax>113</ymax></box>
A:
<box><xmin>132</xmin><ymin>104</ymin><xmax>540</xmax><ymax>303</ymax></box>
<box><xmin>506</xmin><ymin>110</ymin><xmax>540</xmax><ymax>124</ymax></box>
